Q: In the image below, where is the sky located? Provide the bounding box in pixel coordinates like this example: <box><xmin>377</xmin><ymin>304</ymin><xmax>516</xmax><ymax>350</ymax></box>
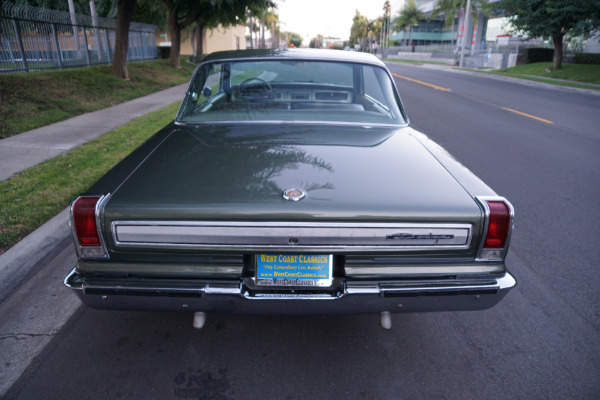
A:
<box><xmin>275</xmin><ymin>0</ymin><xmax>405</xmax><ymax>43</ymax></box>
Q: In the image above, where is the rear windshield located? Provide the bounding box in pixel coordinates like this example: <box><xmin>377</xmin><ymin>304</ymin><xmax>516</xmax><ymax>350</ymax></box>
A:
<box><xmin>177</xmin><ymin>60</ymin><xmax>406</xmax><ymax>125</ymax></box>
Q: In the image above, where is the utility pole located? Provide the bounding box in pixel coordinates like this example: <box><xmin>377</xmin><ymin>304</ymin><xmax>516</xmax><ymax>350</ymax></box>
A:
<box><xmin>459</xmin><ymin>0</ymin><xmax>471</xmax><ymax>68</ymax></box>
<box><xmin>89</xmin><ymin>0</ymin><xmax>102</xmax><ymax>59</ymax></box>
<box><xmin>68</xmin><ymin>0</ymin><xmax>82</xmax><ymax>58</ymax></box>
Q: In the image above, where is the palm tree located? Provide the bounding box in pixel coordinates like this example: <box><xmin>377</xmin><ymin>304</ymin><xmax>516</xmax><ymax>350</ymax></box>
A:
<box><xmin>433</xmin><ymin>0</ymin><xmax>489</xmax><ymax>48</ymax></box>
<box><xmin>264</xmin><ymin>10</ymin><xmax>279</xmax><ymax>49</ymax></box>
<box><xmin>393</xmin><ymin>0</ymin><xmax>426</xmax><ymax>47</ymax></box>
<box><xmin>433</xmin><ymin>0</ymin><xmax>462</xmax><ymax>47</ymax></box>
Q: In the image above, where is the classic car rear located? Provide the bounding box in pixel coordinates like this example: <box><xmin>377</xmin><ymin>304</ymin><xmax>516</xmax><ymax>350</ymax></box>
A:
<box><xmin>65</xmin><ymin>49</ymin><xmax>515</xmax><ymax>328</ymax></box>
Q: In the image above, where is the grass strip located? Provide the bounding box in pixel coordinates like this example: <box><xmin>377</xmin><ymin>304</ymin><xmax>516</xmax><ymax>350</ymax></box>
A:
<box><xmin>0</xmin><ymin>58</ymin><xmax>195</xmax><ymax>138</ymax></box>
<box><xmin>482</xmin><ymin>62</ymin><xmax>600</xmax><ymax>90</ymax></box>
<box><xmin>492</xmin><ymin>62</ymin><xmax>600</xmax><ymax>84</ymax></box>
<box><xmin>0</xmin><ymin>102</ymin><xmax>180</xmax><ymax>254</ymax></box>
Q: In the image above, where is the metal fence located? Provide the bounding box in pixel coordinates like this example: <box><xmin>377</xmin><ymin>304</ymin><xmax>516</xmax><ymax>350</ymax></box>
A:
<box><xmin>1</xmin><ymin>2</ymin><xmax>157</xmax><ymax>74</ymax></box>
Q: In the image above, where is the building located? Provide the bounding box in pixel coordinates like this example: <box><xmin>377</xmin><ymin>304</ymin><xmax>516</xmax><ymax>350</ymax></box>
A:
<box><xmin>156</xmin><ymin>24</ymin><xmax>246</xmax><ymax>55</ymax></box>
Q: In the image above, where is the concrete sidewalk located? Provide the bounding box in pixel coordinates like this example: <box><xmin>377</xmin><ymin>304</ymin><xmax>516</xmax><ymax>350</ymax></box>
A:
<box><xmin>0</xmin><ymin>83</ymin><xmax>187</xmax><ymax>182</ymax></box>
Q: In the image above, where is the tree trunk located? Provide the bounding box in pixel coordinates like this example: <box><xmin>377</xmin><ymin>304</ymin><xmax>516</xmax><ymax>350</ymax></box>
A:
<box><xmin>249</xmin><ymin>14</ymin><xmax>254</xmax><ymax>49</ymax></box>
<box><xmin>194</xmin><ymin>22</ymin><xmax>204</xmax><ymax>57</ymax></box>
<box><xmin>191</xmin><ymin>23</ymin><xmax>197</xmax><ymax>55</ymax></box>
<box><xmin>552</xmin><ymin>34</ymin><xmax>563</xmax><ymax>71</ymax></box>
<box><xmin>271</xmin><ymin>21</ymin><xmax>277</xmax><ymax>49</ymax></box>
<box><xmin>451</xmin><ymin>18</ymin><xmax>455</xmax><ymax>48</ymax></box>
<box><xmin>168</xmin><ymin>12</ymin><xmax>181</xmax><ymax>69</ymax></box>
<box><xmin>111</xmin><ymin>0</ymin><xmax>136</xmax><ymax>80</ymax></box>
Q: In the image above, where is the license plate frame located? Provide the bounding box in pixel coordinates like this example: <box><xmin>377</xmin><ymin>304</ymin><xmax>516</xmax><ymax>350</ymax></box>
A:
<box><xmin>255</xmin><ymin>254</ymin><xmax>333</xmax><ymax>287</ymax></box>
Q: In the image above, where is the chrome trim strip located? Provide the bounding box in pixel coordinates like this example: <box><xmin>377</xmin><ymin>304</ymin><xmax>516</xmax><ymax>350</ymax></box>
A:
<box><xmin>475</xmin><ymin>196</ymin><xmax>515</xmax><ymax>262</ymax></box>
<box><xmin>345</xmin><ymin>284</ymin><xmax>381</xmax><ymax>295</ymax></box>
<box><xmin>347</xmin><ymin>273</ymin><xmax>516</xmax><ymax>294</ymax></box>
<box><xmin>205</xmin><ymin>283</ymin><xmax>242</xmax><ymax>295</ymax></box>
<box><xmin>174</xmin><ymin>120</ymin><xmax>409</xmax><ymax>128</ymax></box>
<box><xmin>111</xmin><ymin>221</ymin><xmax>472</xmax><ymax>252</ymax></box>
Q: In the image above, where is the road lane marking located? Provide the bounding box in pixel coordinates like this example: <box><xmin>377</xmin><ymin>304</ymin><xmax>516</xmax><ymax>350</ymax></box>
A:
<box><xmin>391</xmin><ymin>72</ymin><xmax>555</xmax><ymax>125</ymax></box>
<box><xmin>501</xmin><ymin>107</ymin><xmax>554</xmax><ymax>124</ymax></box>
<box><xmin>392</xmin><ymin>73</ymin><xmax>451</xmax><ymax>92</ymax></box>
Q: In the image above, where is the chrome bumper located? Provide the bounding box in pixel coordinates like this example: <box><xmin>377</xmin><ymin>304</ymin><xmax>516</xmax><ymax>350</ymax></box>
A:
<box><xmin>65</xmin><ymin>268</ymin><xmax>516</xmax><ymax>315</ymax></box>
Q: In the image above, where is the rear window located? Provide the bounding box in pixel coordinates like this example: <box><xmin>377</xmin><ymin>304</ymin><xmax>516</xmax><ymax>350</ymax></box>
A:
<box><xmin>177</xmin><ymin>60</ymin><xmax>406</xmax><ymax>125</ymax></box>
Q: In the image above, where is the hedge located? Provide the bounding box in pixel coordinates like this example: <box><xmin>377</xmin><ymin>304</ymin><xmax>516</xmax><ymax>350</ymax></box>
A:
<box><xmin>574</xmin><ymin>53</ymin><xmax>600</xmax><ymax>65</ymax></box>
<box><xmin>522</xmin><ymin>47</ymin><xmax>554</xmax><ymax>64</ymax></box>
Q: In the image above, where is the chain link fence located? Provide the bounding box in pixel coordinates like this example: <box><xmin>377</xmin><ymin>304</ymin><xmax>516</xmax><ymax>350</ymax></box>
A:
<box><xmin>1</xmin><ymin>2</ymin><xmax>157</xmax><ymax>74</ymax></box>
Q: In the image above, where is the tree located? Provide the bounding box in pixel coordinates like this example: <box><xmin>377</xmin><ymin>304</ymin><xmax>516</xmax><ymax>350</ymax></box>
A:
<box><xmin>432</xmin><ymin>0</ymin><xmax>462</xmax><ymax>47</ymax></box>
<box><xmin>350</xmin><ymin>10</ymin><xmax>368</xmax><ymax>48</ymax></box>
<box><xmin>286</xmin><ymin>32</ymin><xmax>302</xmax><ymax>48</ymax></box>
<box><xmin>368</xmin><ymin>19</ymin><xmax>382</xmax><ymax>52</ymax></box>
<box><xmin>264</xmin><ymin>9</ymin><xmax>279</xmax><ymax>49</ymax></box>
<box><xmin>433</xmin><ymin>1</ymin><xmax>488</xmax><ymax>48</ymax></box>
<box><xmin>111</xmin><ymin>0</ymin><xmax>136</xmax><ymax>79</ymax></box>
<box><xmin>393</xmin><ymin>0</ymin><xmax>426</xmax><ymax>47</ymax></box>
<box><xmin>161</xmin><ymin>0</ymin><xmax>272</xmax><ymax>68</ymax></box>
<box><xmin>499</xmin><ymin>0</ymin><xmax>600</xmax><ymax>70</ymax></box>
<box><xmin>191</xmin><ymin>0</ymin><xmax>259</xmax><ymax>57</ymax></box>
<box><xmin>381</xmin><ymin>0</ymin><xmax>391</xmax><ymax>48</ymax></box>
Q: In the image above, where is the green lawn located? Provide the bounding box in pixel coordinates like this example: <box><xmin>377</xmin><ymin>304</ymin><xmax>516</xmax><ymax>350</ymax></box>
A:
<box><xmin>0</xmin><ymin>58</ymin><xmax>195</xmax><ymax>139</ymax></box>
<box><xmin>490</xmin><ymin>62</ymin><xmax>600</xmax><ymax>86</ymax></box>
<box><xmin>0</xmin><ymin>102</ymin><xmax>180</xmax><ymax>254</ymax></box>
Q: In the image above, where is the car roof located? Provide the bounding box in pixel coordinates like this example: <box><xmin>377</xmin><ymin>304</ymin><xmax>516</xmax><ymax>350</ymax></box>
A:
<box><xmin>201</xmin><ymin>48</ymin><xmax>386</xmax><ymax>67</ymax></box>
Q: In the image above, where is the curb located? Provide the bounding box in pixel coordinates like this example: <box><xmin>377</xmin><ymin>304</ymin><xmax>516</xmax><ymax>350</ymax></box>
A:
<box><xmin>0</xmin><ymin>208</ymin><xmax>71</xmax><ymax>305</ymax></box>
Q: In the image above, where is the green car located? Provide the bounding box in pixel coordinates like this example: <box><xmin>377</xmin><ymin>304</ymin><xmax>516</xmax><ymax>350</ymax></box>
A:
<box><xmin>65</xmin><ymin>49</ymin><xmax>515</xmax><ymax>329</ymax></box>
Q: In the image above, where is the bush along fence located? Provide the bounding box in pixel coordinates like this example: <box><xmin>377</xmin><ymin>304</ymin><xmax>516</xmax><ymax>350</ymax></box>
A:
<box><xmin>1</xmin><ymin>2</ymin><xmax>157</xmax><ymax>74</ymax></box>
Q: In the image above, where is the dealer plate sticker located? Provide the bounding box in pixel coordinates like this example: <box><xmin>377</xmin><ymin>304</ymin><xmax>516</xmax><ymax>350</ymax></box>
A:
<box><xmin>256</xmin><ymin>254</ymin><xmax>333</xmax><ymax>287</ymax></box>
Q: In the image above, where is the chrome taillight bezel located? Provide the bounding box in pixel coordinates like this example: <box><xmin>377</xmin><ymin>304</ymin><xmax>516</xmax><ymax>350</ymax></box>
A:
<box><xmin>70</xmin><ymin>193</ymin><xmax>110</xmax><ymax>259</ymax></box>
<box><xmin>475</xmin><ymin>196</ymin><xmax>514</xmax><ymax>262</ymax></box>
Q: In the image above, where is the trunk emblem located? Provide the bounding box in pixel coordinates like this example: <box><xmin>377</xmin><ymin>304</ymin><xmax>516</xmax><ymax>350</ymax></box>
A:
<box><xmin>283</xmin><ymin>188</ymin><xmax>306</xmax><ymax>201</ymax></box>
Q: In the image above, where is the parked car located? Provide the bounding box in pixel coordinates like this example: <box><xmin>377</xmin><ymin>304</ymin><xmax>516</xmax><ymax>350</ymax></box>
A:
<box><xmin>65</xmin><ymin>48</ymin><xmax>515</xmax><ymax>329</ymax></box>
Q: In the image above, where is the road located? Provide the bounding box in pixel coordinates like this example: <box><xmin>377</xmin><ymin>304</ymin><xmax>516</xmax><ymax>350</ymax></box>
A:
<box><xmin>4</xmin><ymin>64</ymin><xmax>600</xmax><ymax>399</ymax></box>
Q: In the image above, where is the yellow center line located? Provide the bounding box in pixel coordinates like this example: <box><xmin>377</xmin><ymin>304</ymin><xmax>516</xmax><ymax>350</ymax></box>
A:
<box><xmin>501</xmin><ymin>107</ymin><xmax>554</xmax><ymax>124</ymax></box>
<box><xmin>392</xmin><ymin>73</ymin><xmax>451</xmax><ymax>92</ymax></box>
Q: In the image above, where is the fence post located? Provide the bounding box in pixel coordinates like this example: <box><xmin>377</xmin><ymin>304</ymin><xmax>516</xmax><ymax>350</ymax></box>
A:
<box><xmin>12</xmin><ymin>19</ymin><xmax>28</xmax><ymax>72</ymax></box>
<box><xmin>82</xmin><ymin>27</ymin><xmax>91</xmax><ymax>65</ymax></box>
<box><xmin>105</xmin><ymin>29</ymin><xmax>112</xmax><ymax>63</ymax></box>
<box><xmin>51</xmin><ymin>23</ymin><xmax>64</xmax><ymax>68</ymax></box>
<box><xmin>139</xmin><ymin>31</ymin><xmax>145</xmax><ymax>60</ymax></box>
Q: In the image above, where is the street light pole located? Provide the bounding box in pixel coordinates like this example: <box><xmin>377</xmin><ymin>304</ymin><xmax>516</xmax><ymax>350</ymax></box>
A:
<box><xmin>459</xmin><ymin>0</ymin><xmax>471</xmax><ymax>68</ymax></box>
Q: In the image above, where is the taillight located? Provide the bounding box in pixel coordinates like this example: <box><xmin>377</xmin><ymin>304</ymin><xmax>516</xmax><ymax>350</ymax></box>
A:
<box><xmin>477</xmin><ymin>197</ymin><xmax>514</xmax><ymax>261</ymax></box>
<box><xmin>71</xmin><ymin>195</ymin><xmax>108</xmax><ymax>259</ymax></box>
<box><xmin>484</xmin><ymin>201</ymin><xmax>510</xmax><ymax>248</ymax></box>
<box><xmin>73</xmin><ymin>196</ymin><xmax>101</xmax><ymax>246</ymax></box>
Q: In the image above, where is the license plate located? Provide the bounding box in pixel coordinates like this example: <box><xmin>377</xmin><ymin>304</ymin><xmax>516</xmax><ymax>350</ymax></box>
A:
<box><xmin>255</xmin><ymin>254</ymin><xmax>333</xmax><ymax>287</ymax></box>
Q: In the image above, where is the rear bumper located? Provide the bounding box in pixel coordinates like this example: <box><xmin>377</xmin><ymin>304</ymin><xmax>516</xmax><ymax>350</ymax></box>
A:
<box><xmin>64</xmin><ymin>269</ymin><xmax>516</xmax><ymax>315</ymax></box>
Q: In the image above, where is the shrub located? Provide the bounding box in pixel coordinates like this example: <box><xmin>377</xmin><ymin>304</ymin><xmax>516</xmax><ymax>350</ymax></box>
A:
<box><xmin>574</xmin><ymin>53</ymin><xmax>600</xmax><ymax>65</ymax></box>
<box><xmin>522</xmin><ymin>47</ymin><xmax>554</xmax><ymax>64</ymax></box>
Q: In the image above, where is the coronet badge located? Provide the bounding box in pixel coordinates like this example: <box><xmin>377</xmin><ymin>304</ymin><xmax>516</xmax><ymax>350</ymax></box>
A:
<box><xmin>282</xmin><ymin>188</ymin><xmax>306</xmax><ymax>201</ymax></box>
